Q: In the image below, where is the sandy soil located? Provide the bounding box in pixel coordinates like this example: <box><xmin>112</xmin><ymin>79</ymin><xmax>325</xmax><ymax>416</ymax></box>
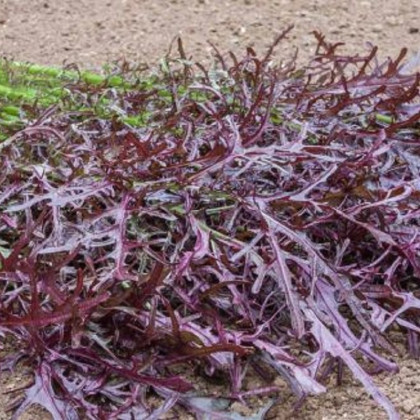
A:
<box><xmin>0</xmin><ymin>350</ymin><xmax>419</xmax><ymax>420</ymax></box>
<box><xmin>1</xmin><ymin>0</ymin><xmax>420</xmax><ymax>419</ymax></box>
<box><xmin>1</xmin><ymin>0</ymin><xmax>420</xmax><ymax>69</ymax></box>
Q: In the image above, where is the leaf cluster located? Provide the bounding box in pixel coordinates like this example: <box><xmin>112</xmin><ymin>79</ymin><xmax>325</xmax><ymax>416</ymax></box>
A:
<box><xmin>0</xmin><ymin>30</ymin><xmax>419</xmax><ymax>419</ymax></box>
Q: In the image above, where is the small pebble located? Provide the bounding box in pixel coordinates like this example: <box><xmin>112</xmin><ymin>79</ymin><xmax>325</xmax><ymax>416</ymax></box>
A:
<box><xmin>372</xmin><ymin>24</ymin><xmax>383</xmax><ymax>33</ymax></box>
<box><xmin>233</xmin><ymin>26</ymin><xmax>246</xmax><ymax>36</ymax></box>
<box><xmin>400</xmin><ymin>398</ymin><xmax>418</xmax><ymax>414</ymax></box>
<box><xmin>385</xmin><ymin>16</ymin><xmax>403</xmax><ymax>26</ymax></box>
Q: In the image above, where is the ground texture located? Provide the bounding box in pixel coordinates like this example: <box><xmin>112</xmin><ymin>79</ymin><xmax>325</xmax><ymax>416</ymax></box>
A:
<box><xmin>1</xmin><ymin>0</ymin><xmax>420</xmax><ymax>69</ymax></box>
<box><xmin>0</xmin><ymin>0</ymin><xmax>419</xmax><ymax>419</ymax></box>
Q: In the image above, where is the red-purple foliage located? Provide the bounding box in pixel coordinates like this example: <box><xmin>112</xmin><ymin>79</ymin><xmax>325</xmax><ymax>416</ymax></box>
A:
<box><xmin>1</xmin><ymin>31</ymin><xmax>419</xmax><ymax>419</ymax></box>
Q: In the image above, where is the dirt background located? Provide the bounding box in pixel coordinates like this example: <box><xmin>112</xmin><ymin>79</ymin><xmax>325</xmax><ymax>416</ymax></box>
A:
<box><xmin>1</xmin><ymin>0</ymin><xmax>420</xmax><ymax>69</ymax></box>
<box><xmin>1</xmin><ymin>0</ymin><xmax>420</xmax><ymax>419</ymax></box>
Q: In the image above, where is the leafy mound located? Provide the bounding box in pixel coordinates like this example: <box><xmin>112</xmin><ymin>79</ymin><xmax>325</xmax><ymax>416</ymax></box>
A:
<box><xmin>1</xmin><ymin>30</ymin><xmax>419</xmax><ymax>419</ymax></box>
<box><xmin>0</xmin><ymin>59</ymin><xmax>154</xmax><ymax>139</ymax></box>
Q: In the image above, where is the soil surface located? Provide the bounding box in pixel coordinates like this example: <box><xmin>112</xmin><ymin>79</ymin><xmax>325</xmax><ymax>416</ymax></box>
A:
<box><xmin>1</xmin><ymin>0</ymin><xmax>420</xmax><ymax>69</ymax></box>
<box><xmin>1</xmin><ymin>0</ymin><xmax>420</xmax><ymax>419</ymax></box>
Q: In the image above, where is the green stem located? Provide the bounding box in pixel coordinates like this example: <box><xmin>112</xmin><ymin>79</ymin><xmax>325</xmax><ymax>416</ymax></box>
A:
<box><xmin>375</xmin><ymin>113</ymin><xmax>394</xmax><ymax>125</ymax></box>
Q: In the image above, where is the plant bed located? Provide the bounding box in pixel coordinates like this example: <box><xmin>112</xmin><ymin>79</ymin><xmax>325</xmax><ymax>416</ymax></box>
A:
<box><xmin>0</xmin><ymin>31</ymin><xmax>419</xmax><ymax>419</ymax></box>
